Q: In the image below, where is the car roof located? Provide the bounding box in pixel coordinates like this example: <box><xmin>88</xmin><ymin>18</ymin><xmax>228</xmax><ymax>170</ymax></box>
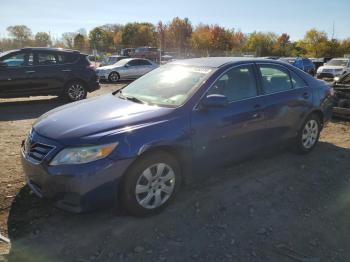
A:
<box><xmin>20</xmin><ymin>47</ymin><xmax>80</xmax><ymax>53</ymax></box>
<box><xmin>170</xmin><ymin>57</ymin><xmax>289</xmax><ymax>68</ymax></box>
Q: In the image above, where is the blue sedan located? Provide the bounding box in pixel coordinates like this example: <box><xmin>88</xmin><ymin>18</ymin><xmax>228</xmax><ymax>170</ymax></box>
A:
<box><xmin>21</xmin><ymin>58</ymin><xmax>333</xmax><ymax>216</ymax></box>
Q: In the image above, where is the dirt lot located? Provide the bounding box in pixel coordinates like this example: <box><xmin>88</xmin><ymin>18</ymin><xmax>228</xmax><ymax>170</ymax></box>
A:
<box><xmin>0</xmin><ymin>84</ymin><xmax>350</xmax><ymax>262</ymax></box>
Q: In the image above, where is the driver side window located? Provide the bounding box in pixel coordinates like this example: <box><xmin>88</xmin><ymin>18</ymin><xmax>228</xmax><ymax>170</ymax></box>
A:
<box><xmin>208</xmin><ymin>65</ymin><xmax>258</xmax><ymax>102</ymax></box>
<box><xmin>2</xmin><ymin>52</ymin><xmax>26</xmax><ymax>67</ymax></box>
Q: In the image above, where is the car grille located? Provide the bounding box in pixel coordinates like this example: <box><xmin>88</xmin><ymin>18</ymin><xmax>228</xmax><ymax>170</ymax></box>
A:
<box><xmin>323</xmin><ymin>69</ymin><xmax>334</xmax><ymax>73</ymax></box>
<box><xmin>23</xmin><ymin>135</ymin><xmax>55</xmax><ymax>163</ymax></box>
<box><xmin>318</xmin><ymin>73</ymin><xmax>334</xmax><ymax>79</ymax></box>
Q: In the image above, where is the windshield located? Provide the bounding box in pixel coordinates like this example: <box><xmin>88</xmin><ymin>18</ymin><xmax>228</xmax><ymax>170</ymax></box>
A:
<box><xmin>0</xmin><ymin>51</ymin><xmax>13</xmax><ymax>58</ymax></box>
<box><xmin>113</xmin><ymin>59</ymin><xmax>130</xmax><ymax>66</ymax></box>
<box><xmin>326</xmin><ymin>59</ymin><xmax>348</xmax><ymax>67</ymax></box>
<box><xmin>117</xmin><ymin>64</ymin><xmax>213</xmax><ymax>107</ymax></box>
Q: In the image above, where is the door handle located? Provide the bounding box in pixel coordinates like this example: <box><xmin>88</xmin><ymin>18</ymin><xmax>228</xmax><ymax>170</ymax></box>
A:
<box><xmin>252</xmin><ymin>104</ymin><xmax>262</xmax><ymax>119</ymax></box>
<box><xmin>61</xmin><ymin>69</ymin><xmax>71</xmax><ymax>72</ymax></box>
<box><xmin>25</xmin><ymin>70</ymin><xmax>35</xmax><ymax>74</ymax></box>
<box><xmin>252</xmin><ymin>112</ymin><xmax>260</xmax><ymax>118</ymax></box>
<box><xmin>302</xmin><ymin>92</ymin><xmax>310</xmax><ymax>99</ymax></box>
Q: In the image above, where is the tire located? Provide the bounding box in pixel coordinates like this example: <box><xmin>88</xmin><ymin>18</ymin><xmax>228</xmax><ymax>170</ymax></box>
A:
<box><xmin>120</xmin><ymin>151</ymin><xmax>181</xmax><ymax>216</ymax></box>
<box><xmin>64</xmin><ymin>81</ymin><xmax>87</xmax><ymax>102</ymax></box>
<box><xmin>294</xmin><ymin>114</ymin><xmax>321</xmax><ymax>154</ymax></box>
<box><xmin>108</xmin><ymin>72</ymin><xmax>119</xmax><ymax>83</ymax></box>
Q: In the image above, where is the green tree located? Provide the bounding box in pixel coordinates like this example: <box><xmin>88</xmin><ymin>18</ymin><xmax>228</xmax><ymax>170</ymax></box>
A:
<box><xmin>168</xmin><ymin>17</ymin><xmax>193</xmax><ymax>56</ymax></box>
<box><xmin>73</xmin><ymin>34</ymin><xmax>86</xmax><ymax>51</ymax></box>
<box><xmin>6</xmin><ymin>25</ymin><xmax>32</xmax><ymax>47</ymax></box>
<box><xmin>89</xmin><ymin>27</ymin><xmax>113</xmax><ymax>52</ymax></box>
<box><xmin>34</xmin><ymin>32</ymin><xmax>51</xmax><ymax>47</ymax></box>
<box><xmin>121</xmin><ymin>22</ymin><xmax>156</xmax><ymax>47</ymax></box>
<box><xmin>301</xmin><ymin>29</ymin><xmax>329</xmax><ymax>57</ymax></box>
<box><xmin>245</xmin><ymin>32</ymin><xmax>277</xmax><ymax>56</ymax></box>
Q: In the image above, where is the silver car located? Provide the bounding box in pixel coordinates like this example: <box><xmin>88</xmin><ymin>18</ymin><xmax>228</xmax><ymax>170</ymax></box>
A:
<box><xmin>96</xmin><ymin>58</ymin><xmax>159</xmax><ymax>83</ymax></box>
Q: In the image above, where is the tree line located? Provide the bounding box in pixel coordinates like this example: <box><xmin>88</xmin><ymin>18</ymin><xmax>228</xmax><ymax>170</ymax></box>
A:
<box><xmin>1</xmin><ymin>17</ymin><xmax>350</xmax><ymax>58</ymax></box>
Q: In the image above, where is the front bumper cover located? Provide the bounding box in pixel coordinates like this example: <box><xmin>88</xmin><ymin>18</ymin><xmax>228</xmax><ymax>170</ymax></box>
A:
<box><xmin>21</xmin><ymin>143</ymin><xmax>134</xmax><ymax>213</ymax></box>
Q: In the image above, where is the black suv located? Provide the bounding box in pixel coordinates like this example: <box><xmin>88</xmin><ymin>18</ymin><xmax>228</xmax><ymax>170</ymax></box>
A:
<box><xmin>0</xmin><ymin>48</ymin><xmax>100</xmax><ymax>101</ymax></box>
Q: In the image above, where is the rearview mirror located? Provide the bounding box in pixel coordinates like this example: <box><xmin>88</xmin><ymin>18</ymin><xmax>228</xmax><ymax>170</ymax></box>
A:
<box><xmin>201</xmin><ymin>94</ymin><xmax>228</xmax><ymax>108</ymax></box>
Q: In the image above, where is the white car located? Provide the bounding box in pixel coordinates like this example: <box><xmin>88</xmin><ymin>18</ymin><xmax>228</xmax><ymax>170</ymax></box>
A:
<box><xmin>316</xmin><ymin>58</ymin><xmax>350</xmax><ymax>81</ymax></box>
<box><xmin>95</xmin><ymin>58</ymin><xmax>159</xmax><ymax>83</ymax></box>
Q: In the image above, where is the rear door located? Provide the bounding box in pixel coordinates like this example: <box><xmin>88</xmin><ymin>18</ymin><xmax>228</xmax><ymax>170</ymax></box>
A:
<box><xmin>137</xmin><ymin>59</ymin><xmax>155</xmax><ymax>76</ymax></box>
<box><xmin>256</xmin><ymin>63</ymin><xmax>313</xmax><ymax>145</ymax></box>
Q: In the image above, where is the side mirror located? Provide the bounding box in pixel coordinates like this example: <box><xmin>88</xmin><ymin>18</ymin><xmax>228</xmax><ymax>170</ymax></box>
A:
<box><xmin>201</xmin><ymin>94</ymin><xmax>228</xmax><ymax>108</ymax></box>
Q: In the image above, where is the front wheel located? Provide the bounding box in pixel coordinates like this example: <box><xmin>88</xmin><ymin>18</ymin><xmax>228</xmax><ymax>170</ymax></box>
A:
<box><xmin>294</xmin><ymin>114</ymin><xmax>321</xmax><ymax>154</ymax></box>
<box><xmin>108</xmin><ymin>72</ymin><xmax>119</xmax><ymax>83</ymax></box>
<box><xmin>120</xmin><ymin>152</ymin><xmax>181</xmax><ymax>216</ymax></box>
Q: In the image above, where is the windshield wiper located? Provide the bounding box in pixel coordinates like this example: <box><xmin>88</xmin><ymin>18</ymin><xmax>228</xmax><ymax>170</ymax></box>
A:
<box><xmin>124</xmin><ymin>95</ymin><xmax>146</xmax><ymax>104</ymax></box>
<box><xmin>117</xmin><ymin>91</ymin><xmax>145</xmax><ymax>104</ymax></box>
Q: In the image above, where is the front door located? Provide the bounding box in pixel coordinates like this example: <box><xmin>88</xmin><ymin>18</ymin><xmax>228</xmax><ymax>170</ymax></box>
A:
<box><xmin>0</xmin><ymin>51</ymin><xmax>36</xmax><ymax>98</ymax></box>
<box><xmin>191</xmin><ymin>64</ymin><xmax>266</xmax><ymax>168</ymax></box>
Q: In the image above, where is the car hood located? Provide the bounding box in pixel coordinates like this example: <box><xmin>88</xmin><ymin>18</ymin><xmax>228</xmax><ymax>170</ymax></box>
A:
<box><xmin>33</xmin><ymin>94</ymin><xmax>172</xmax><ymax>145</ymax></box>
<box><xmin>97</xmin><ymin>64</ymin><xmax>123</xmax><ymax>70</ymax></box>
<box><xmin>319</xmin><ymin>65</ymin><xmax>345</xmax><ymax>70</ymax></box>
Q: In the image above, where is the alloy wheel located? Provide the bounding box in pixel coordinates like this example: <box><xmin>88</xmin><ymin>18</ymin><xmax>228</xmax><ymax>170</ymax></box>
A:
<box><xmin>67</xmin><ymin>83</ymin><xmax>85</xmax><ymax>101</ymax></box>
<box><xmin>109</xmin><ymin>72</ymin><xmax>119</xmax><ymax>82</ymax></box>
<box><xmin>302</xmin><ymin>119</ymin><xmax>319</xmax><ymax>149</ymax></box>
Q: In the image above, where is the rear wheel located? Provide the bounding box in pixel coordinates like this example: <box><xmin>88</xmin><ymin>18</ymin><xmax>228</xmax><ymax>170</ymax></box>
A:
<box><xmin>120</xmin><ymin>152</ymin><xmax>181</xmax><ymax>216</ymax></box>
<box><xmin>294</xmin><ymin>114</ymin><xmax>321</xmax><ymax>154</ymax></box>
<box><xmin>108</xmin><ymin>72</ymin><xmax>119</xmax><ymax>83</ymax></box>
<box><xmin>64</xmin><ymin>81</ymin><xmax>87</xmax><ymax>102</ymax></box>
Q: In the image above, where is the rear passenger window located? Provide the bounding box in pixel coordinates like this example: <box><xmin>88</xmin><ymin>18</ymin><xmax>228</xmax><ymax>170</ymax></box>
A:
<box><xmin>57</xmin><ymin>53</ymin><xmax>77</xmax><ymax>64</ymax></box>
<box><xmin>37</xmin><ymin>53</ymin><xmax>57</xmax><ymax>65</ymax></box>
<box><xmin>259</xmin><ymin>65</ymin><xmax>292</xmax><ymax>94</ymax></box>
<box><xmin>290</xmin><ymin>71</ymin><xmax>307</xmax><ymax>88</ymax></box>
<box><xmin>208</xmin><ymin>65</ymin><xmax>257</xmax><ymax>102</ymax></box>
<box><xmin>139</xmin><ymin>60</ymin><xmax>152</xmax><ymax>65</ymax></box>
<box><xmin>127</xmin><ymin>60</ymin><xmax>139</xmax><ymax>66</ymax></box>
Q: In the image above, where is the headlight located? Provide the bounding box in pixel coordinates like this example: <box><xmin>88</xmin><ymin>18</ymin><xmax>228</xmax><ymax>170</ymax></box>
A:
<box><xmin>50</xmin><ymin>142</ymin><xmax>118</xmax><ymax>165</ymax></box>
<box><xmin>317</xmin><ymin>68</ymin><xmax>323</xmax><ymax>73</ymax></box>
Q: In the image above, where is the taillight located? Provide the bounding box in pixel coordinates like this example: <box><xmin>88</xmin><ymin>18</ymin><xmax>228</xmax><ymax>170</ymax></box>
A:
<box><xmin>87</xmin><ymin>64</ymin><xmax>95</xmax><ymax>70</ymax></box>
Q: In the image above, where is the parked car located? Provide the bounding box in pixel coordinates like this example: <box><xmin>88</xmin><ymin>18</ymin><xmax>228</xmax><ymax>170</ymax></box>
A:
<box><xmin>0</xmin><ymin>48</ymin><xmax>99</xmax><ymax>101</ymax></box>
<box><xmin>120</xmin><ymin>48</ymin><xmax>135</xmax><ymax>57</ymax></box>
<box><xmin>95</xmin><ymin>58</ymin><xmax>158</xmax><ymax>83</ymax></box>
<box><xmin>332</xmin><ymin>72</ymin><xmax>350</xmax><ymax>118</ymax></box>
<box><xmin>21</xmin><ymin>58</ymin><xmax>333</xmax><ymax>216</ymax></box>
<box><xmin>132</xmin><ymin>47</ymin><xmax>161</xmax><ymax>62</ymax></box>
<box><xmin>279</xmin><ymin>57</ymin><xmax>315</xmax><ymax>76</ymax></box>
<box><xmin>310</xmin><ymin>57</ymin><xmax>333</xmax><ymax>71</ymax></box>
<box><xmin>316</xmin><ymin>58</ymin><xmax>350</xmax><ymax>81</ymax></box>
<box><xmin>100</xmin><ymin>55</ymin><xmax>128</xmax><ymax>67</ymax></box>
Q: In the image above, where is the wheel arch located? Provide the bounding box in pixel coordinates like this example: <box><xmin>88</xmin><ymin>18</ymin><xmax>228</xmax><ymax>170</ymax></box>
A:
<box><xmin>298</xmin><ymin>109</ymin><xmax>325</xmax><ymax>132</ymax></box>
<box><xmin>120</xmin><ymin>144</ymin><xmax>190</xmax><ymax>188</ymax></box>
<box><xmin>109</xmin><ymin>71</ymin><xmax>120</xmax><ymax>80</ymax></box>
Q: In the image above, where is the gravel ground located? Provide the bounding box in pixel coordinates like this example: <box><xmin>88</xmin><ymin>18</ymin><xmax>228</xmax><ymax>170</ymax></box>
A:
<box><xmin>0</xmin><ymin>83</ymin><xmax>350</xmax><ymax>262</ymax></box>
